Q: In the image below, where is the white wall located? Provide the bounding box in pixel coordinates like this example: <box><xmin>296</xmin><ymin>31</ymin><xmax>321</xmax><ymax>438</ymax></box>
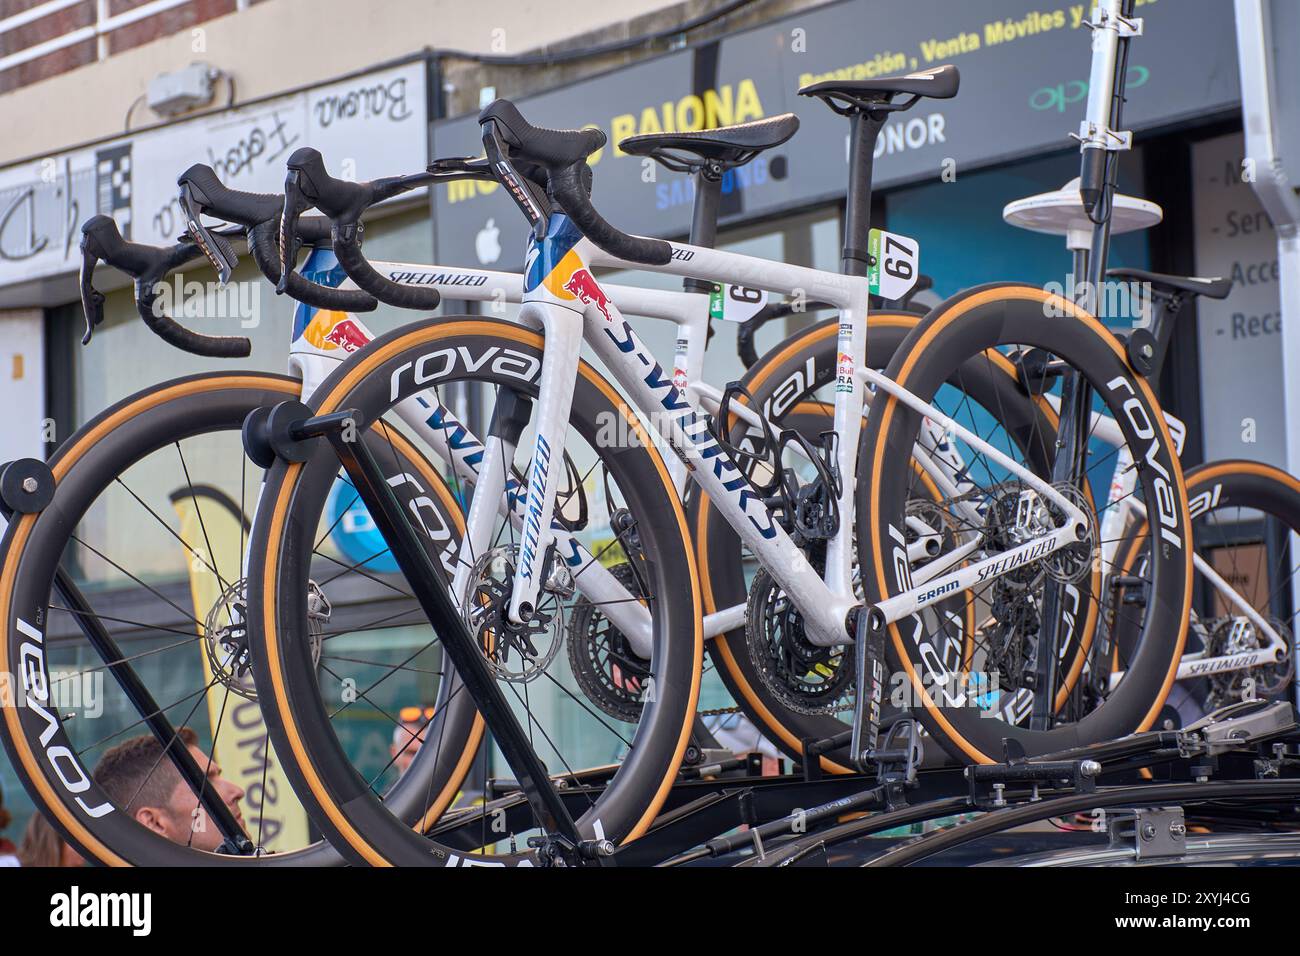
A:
<box><xmin>0</xmin><ymin>0</ymin><xmax>680</xmax><ymax>165</ymax></box>
<box><xmin>0</xmin><ymin>309</ymin><xmax>45</xmax><ymax>533</ymax></box>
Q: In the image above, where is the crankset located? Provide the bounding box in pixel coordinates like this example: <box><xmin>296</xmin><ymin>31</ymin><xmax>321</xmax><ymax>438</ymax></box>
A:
<box><xmin>566</xmin><ymin>562</ymin><xmax>653</xmax><ymax>721</ymax></box>
<box><xmin>745</xmin><ymin>547</ymin><xmax>854</xmax><ymax>716</ymax></box>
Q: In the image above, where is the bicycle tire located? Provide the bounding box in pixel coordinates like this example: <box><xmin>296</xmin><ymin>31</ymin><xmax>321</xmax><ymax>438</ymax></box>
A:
<box><xmin>0</xmin><ymin>372</ymin><xmax>477</xmax><ymax>865</ymax></box>
<box><xmin>246</xmin><ymin>317</ymin><xmax>703</xmax><ymax>866</ymax></box>
<box><xmin>858</xmin><ymin>283</ymin><xmax>1192</xmax><ymax>762</ymax></box>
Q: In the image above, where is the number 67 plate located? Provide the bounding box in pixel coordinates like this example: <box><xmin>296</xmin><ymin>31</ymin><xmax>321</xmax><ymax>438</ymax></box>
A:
<box><xmin>868</xmin><ymin>228</ymin><xmax>920</xmax><ymax>301</ymax></box>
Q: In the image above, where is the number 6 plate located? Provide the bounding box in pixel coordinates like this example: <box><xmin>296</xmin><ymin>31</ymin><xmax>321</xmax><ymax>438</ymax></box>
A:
<box><xmin>868</xmin><ymin>229</ymin><xmax>920</xmax><ymax>301</ymax></box>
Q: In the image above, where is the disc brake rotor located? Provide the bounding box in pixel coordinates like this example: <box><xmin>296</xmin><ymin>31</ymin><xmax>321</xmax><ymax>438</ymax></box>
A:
<box><xmin>203</xmin><ymin>578</ymin><xmax>328</xmax><ymax>700</ymax></box>
<box><xmin>1205</xmin><ymin>615</ymin><xmax>1294</xmax><ymax>707</ymax></box>
<box><xmin>462</xmin><ymin>544</ymin><xmax>567</xmax><ymax>682</ymax></box>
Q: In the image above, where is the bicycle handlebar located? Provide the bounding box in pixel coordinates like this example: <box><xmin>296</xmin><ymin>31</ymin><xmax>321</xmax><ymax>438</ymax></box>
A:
<box><xmin>548</xmin><ymin>163</ymin><xmax>672</xmax><ymax>266</ymax></box>
<box><xmin>283</xmin><ymin>147</ymin><xmax>442</xmax><ymax>310</ymax></box>
<box><xmin>477</xmin><ymin>101</ymin><xmax>672</xmax><ymax>266</ymax></box>
<box><xmin>80</xmin><ymin>215</ymin><xmax>252</xmax><ymax>358</ymax></box>
<box><xmin>177</xmin><ymin>164</ymin><xmax>379</xmax><ymax>313</ymax></box>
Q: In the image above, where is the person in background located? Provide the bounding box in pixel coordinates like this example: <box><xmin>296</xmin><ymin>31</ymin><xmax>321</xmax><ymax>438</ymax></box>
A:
<box><xmin>701</xmin><ymin>712</ymin><xmax>784</xmax><ymax>776</ymax></box>
<box><xmin>0</xmin><ymin>780</ymin><xmax>18</xmax><ymax>867</ymax></box>
<box><xmin>391</xmin><ymin>705</ymin><xmax>434</xmax><ymax>777</ymax></box>
<box><xmin>92</xmin><ymin>726</ymin><xmax>246</xmax><ymax>852</ymax></box>
<box><xmin>18</xmin><ymin>812</ymin><xmax>84</xmax><ymax>867</ymax></box>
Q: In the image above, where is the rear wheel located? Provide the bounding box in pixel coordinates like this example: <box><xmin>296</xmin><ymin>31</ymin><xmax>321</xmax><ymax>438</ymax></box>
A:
<box><xmin>1112</xmin><ymin>459</ymin><xmax>1299</xmax><ymax>723</ymax></box>
<box><xmin>858</xmin><ymin>284</ymin><xmax>1193</xmax><ymax>762</ymax></box>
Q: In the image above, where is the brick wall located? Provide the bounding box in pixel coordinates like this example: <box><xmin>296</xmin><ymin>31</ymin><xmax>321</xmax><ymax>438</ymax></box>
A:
<box><xmin>0</xmin><ymin>0</ymin><xmax>252</xmax><ymax>94</ymax></box>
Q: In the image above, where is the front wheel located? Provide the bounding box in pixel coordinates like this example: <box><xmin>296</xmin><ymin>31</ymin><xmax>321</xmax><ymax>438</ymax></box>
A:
<box><xmin>858</xmin><ymin>283</ymin><xmax>1193</xmax><ymax>762</ymax></box>
<box><xmin>247</xmin><ymin>317</ymin><xmax>703</xmax><ymax>865</ymax></box>
<box><xmin>0</xmin><ymin>372</ymin><xmax>473</xmax><ymax>865</ymax></box>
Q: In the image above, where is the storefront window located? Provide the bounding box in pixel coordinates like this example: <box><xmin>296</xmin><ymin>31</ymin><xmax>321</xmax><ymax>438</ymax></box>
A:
<box><xmin>29</xmin><ymin>208</ymin><xmax>443</xmax><ymax>842</ymax></box>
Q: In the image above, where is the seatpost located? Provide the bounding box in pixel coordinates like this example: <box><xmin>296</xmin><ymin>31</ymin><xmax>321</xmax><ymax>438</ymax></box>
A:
<box><xmin>1083</xmin><ymin>0</ymin><xmax>1137</xmax><ymax>297</ymax></box>
<box><xmin>1143</xmin><ymin>293</ymin><xmax>1180</xmax><ymax>377</ymax></box>
<box><xmin>683</xmin><ymin>162</ymin><xmax>723</xmax><ymax>293</ymax></box>
<box><xmin>842</xmin><ymin>110</ymin><xmax>885</xmax><ymax>277</ymax></box>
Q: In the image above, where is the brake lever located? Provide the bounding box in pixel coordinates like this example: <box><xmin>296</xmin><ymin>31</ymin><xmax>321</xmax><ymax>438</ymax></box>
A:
<box><xmin>481</xmin><ymin>120</ymin><xmax>546</xmax><ymax>233</ymax></box>
<box><xmin>179</xmin><ymin>181</ymin><xmax>240</xmax><ymax>285</ymax></box>
<box><xmin>79</xmin><ymin>246</ymin><xmax>106</xmax><ymax>346</ymax></box>
<box><xmin>278</xmin><ymin>168</ymin><xmax>313</xmax><ymax>295</ymax></box>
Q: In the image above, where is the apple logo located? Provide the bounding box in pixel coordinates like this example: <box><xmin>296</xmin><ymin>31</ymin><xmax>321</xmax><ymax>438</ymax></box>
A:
<box><xmin>475</xmin><ymin>218</ymin><xmax>502</xmax><ymax>265</ymax></box>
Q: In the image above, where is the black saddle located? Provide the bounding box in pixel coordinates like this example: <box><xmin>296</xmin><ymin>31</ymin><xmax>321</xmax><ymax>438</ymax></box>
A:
<box><xmin>1107</xmin><ymin>267</ymin><xmax>1233</xmax><ymax>301</ymax></box>
<box><xmin>800</xmin><ymin>64</ymin><xmax>959</xmax><ymax>114</ymax></box>
<box><xmin>619</xmin><ymin>113</ymin><xmax>800</xmax><ymax>171</ymax></box>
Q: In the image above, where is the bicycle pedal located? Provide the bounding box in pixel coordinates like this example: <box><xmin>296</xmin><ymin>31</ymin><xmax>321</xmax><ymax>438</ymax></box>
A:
<box><xmin>863</xmin><ymin>717</ymin><xmax>923</xmax><ymax>789</ymax></box>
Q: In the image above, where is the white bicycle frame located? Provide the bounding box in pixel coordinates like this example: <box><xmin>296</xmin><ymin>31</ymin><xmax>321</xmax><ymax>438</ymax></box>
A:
<box><xmin>300</xmin><ymin>226</ymin><xmax>1279</xmax><ymax>700</ymax></box>
<box><xmin>347</xmin><ymin>217</ymin><xmax>1088</xmax><ymax>650</ymax></box>
<box><xmin>291</xmin><ymin>255</ymin><xmax>852</xmax><ymax>653</ymax></box>
<box><xmin>287</xmin><ymin>248</ymin><xmax>701</xmax><ymax>657</ymax></box>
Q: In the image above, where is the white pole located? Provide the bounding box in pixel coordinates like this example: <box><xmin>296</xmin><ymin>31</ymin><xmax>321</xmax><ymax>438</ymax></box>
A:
<box><xmin>1234</xmin><ymin>0</ymin><xmax>1300</xmax><ymax>709</ymax></box>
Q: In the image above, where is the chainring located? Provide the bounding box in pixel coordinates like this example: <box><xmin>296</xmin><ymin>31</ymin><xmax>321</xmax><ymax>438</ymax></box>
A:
<box><xmin>565</xmin><ymin>562</ymin><xmax>652</xmax><ymax>722</ymax></box>
<box><xmin>744</xmin><ymin>564</ymin><xmax>853</xmax><ymax>716</ymax></box>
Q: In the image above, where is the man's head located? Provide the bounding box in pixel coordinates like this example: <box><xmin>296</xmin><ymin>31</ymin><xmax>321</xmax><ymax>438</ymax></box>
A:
<box><xmin>391</xmin><ymin>705</ymin><xmax>433</xmax><ymax>777</ymax></box>
<box><xmin>92</xmin><ymin>727</ymin><xmax>245</xmax><ymax>852</ymax></box>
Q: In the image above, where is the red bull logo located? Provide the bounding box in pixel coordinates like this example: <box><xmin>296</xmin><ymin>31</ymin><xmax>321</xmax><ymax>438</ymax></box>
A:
<box><xmin>324</xmin><ymin>318</ymin><xmax>370</xmax><ymax>352</ymax></box>
<box><xmin>563</xmin><ymin>269</ymin><xmax>612</xmax><ymax>321</ymax></box>
<box><xmin>836</xmin><ymin>351</ymin><xmax>854</xmax><ymax>394</ymax></box>
<box><xmin>302</xmin><ymin>311</ymin><xmax>372</xmax><ymax>353</ymax></box>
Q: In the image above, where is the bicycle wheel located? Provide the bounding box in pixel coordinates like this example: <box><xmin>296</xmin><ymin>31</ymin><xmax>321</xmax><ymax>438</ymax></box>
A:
<box><xmin>690</xmin><ymin>313</ymin><xmax>1079</xmax><ymax>771</ymax></box>
<box><xmin>858</xmin><ymin>283</ymin><xmax>1193</xmax><ymax>762</ymax></box>
<box><xmin>0</xmin><ymin>372</ymin><xmax>475</xmax><ymax>865</ymax></box>
<box><xmin>1111</xmin><ymin>459</ymin><xmax>1299</xmax><ymax>721</ymax></box>
<box><xmin>247</xmin><ymin>317</ymin><xmax>702</xmax><ymax>866</ymax></box>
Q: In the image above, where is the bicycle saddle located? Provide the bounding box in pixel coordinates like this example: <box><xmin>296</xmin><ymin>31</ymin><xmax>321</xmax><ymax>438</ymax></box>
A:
<box><xmin>1106</xmin><ymin>267</ymin><xmax>1233</xmax><ymax>300</ymax></box>
<box><xmin>618</xmin><ymin>113</ymin><xmax>800</xmax><ymax>170</ymax></box>
<box><xmin>800</xmin><ymin>63</ymin><xmax>960</xmax><ymax>112</ymax></box>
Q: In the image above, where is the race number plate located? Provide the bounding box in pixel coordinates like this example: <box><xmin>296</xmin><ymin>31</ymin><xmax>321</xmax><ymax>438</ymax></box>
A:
<box><xmin>709</xmin><ymin>283</ymin><xmax>769</xmax><ymax>323</ymax></box>
<box><xmin>868</xmin><ymin>229</ymin><xmax>920</xmax><ymax>301</ymax></box>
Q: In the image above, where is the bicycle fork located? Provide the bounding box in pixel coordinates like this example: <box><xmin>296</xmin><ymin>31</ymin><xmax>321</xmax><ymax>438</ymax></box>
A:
<box><xmin>278</xmin><ymin>408</ymin><xmax>606</xmax><ymax>864</ymax></box>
